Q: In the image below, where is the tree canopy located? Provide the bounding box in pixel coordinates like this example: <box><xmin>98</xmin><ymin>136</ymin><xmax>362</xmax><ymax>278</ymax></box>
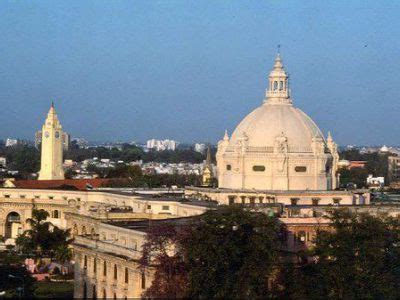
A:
<box><xmin>283</xmin><ymin>209</ymin><xmax>400</xmax><ymax>299</ymax></box>
<box><xmin>140</xmin><ymin>205</ymin><xmax>281</xmax><ymax>298</ymax></box>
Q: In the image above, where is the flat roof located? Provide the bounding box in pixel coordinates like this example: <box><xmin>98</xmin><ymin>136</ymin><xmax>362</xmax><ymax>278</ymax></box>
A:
<box><xmin>185</xmin><ymin>186</ymin><xmax>367</xmax><ymax>195</ymax></box>
<box><xmin>107</xmin><ymin>216</ymin><xmax>198</xmax><ymax>232</ymax></box>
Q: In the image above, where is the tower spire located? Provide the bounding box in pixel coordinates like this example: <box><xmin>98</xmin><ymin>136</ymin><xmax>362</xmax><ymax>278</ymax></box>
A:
<box><xmin>206</xmin><ymin>145</ymin><xmax>212</xmax><ymax>165</ymax></box>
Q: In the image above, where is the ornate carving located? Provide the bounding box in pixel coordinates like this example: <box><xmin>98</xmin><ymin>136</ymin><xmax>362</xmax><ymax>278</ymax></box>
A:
<box><xmin>274</xmin><ymin>132</ymin><xmax>288</xmax><ymax>154</ymax></box>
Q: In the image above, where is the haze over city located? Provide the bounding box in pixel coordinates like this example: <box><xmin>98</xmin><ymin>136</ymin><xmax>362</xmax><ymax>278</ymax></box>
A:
<box><xmin>1</xmin><ymin>0</ymin><xmax>400</xmax><ymax>144</ymax></box>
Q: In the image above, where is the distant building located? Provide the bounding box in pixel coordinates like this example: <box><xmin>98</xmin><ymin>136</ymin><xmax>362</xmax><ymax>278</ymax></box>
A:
<box><xmin>146</xmin><ymin>139</ymin><xmax>177</xmax><ymax>151</ymax></box>
<box><xmin>202</xmin><ymin>146</ymin><xmax>214</xmax><ymax>186</ymax></box>
<box><xmin>36</xmin><ymin>130</ymin><xmax>70</xmax><ymax>150</ymax></box>
<box><xmin>5</xmin><ymin>138</ymin><xmax>18</xmax><ymax>147</ymax></box>
<box><xmin>194</xmin><ymin>143</ymin><xmax>207</xmax><ymax>154</ymax></box>
<box><xmin>366</xmin><ymin>174</ymin><xmax>384</xmax><ymax>189</ymax></box>
<box><xmin>0</xmin><ymin>157</ymin><xmax>6</xmax><ymax>167</ymax></box>
<box><xmin>348</xmin><ymin>161</ymin><xmax>367</xmax><ymax>169</ymax></box>
<box><xmin>38</xmin><ymin>103</ymin><xmax>65</xmax><ymax>180</ymax></box>
<box><xmin>388</xmin><ymin>156</ymin><xmax>400</xmax><ymax>183</ymax></box>
<box><xmin>72</xmin><ymin>137</ymin><xmax>89</xmax><ymax>148</ymax></box>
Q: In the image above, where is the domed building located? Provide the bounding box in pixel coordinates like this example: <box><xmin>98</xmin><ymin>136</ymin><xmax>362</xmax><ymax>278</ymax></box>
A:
<box><xmin>216</xmin><ymin>55</ymin><xmax>339</xmax><ymax>191</ymax></box>
<box><xmin>186</xmin><ymin>55</ymin><xmax>369</xmax><ymax>208</ymax></box>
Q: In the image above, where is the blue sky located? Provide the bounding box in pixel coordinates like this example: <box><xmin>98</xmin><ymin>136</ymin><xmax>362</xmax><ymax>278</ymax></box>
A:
<box><xmin>1</xmin><ymin>1</ymin><xmax>400</xmax><ymax>145</ymax></box>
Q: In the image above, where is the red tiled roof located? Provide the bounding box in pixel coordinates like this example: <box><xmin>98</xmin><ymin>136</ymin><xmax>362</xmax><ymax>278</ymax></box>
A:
<box><xmin>7</xmin><ymin>178</ymin><xmax>113</xmax><ymax>191</ymax></box>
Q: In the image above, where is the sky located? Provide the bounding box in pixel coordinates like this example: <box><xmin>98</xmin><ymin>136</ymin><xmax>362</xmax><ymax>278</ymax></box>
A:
<box><xmin>1</xmin><ymin>1</ymin><xmax>400</xmax><ymax>145</ymax></box>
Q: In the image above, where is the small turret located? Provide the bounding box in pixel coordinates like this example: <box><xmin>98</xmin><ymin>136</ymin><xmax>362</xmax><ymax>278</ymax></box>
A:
<box><xmin>265</xmin><ymin>54</ymin><xmax>292</xmax><ymax>105</ymax></box>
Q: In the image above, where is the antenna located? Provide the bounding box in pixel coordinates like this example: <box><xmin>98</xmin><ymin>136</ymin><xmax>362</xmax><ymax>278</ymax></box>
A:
<box><xmin>277</xmin><ymin>44</ymin><xmax>281</xmax><ymax>55</ymax></box>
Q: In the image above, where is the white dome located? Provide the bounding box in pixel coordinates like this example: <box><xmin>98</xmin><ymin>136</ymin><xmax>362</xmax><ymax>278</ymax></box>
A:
<box><xmin>230</xmin><ymin>103</ymin><xmax>325</xmax><ymax>149</ymax></box>
<box><xmin>216</xmin><ymin>54</ymin><xmax>339</xmax><ymax>191</ymax></box>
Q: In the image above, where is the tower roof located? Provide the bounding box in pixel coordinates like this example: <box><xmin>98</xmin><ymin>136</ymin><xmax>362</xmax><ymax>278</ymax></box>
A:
<box><xmin>44</xmin><ymin>102</ymin><xmax>62</xmax><ymax>128</ymax></box>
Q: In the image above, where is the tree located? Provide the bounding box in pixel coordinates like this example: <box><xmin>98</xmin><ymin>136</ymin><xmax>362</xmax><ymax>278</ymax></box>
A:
<box><xmin>16</xmin><ymin>209</ymin><xmax>73</xmax><ymax>260</ymax></box>
<box><xmin>283</xmin><ymin>209</ymin><xmax>400</xmax><ymax>299</ymax></box>
<box><xmin>140</xmin><ymin>206</ymin><xmax>281</xmax><ymax>298</ymax></box>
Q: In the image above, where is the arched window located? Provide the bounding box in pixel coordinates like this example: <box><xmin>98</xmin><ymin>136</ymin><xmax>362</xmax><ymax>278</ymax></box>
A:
<box><xmin>93</xmin><ymin>258</ymin><xmax>97</xmax><ymax>273</ymax></box>
<box><xmin>141</xmin><ymin>272</ymin><xmax>146</xmax><ymax>289</ymax></box>
<box><xmin>125</xmin><ymin>267</ymin><xmax>129</xmax><ymax>283</ymax></box>
<box><xmin>53</xmin><ymin>210</ymin><xmax>59</xmax><ymax>218</ymax></box>
<box><xmin>279</xmin><ymin>81</ymin><xmax>283</xmax><ymax>90</ymax></box>
<box><xmin>114</xmin><ymin>264</ymin><xmax>118</xmax><ymax>280</ymax></box>
<box><xmin>103</xmin><ymin>261</ymin><xmax>107</xmax><ymax>277</ymax></box>
<box><xmin>103</xmin><ymin>289</ymin><xmax>106</xmax><ymax>300</ymax></box>
<box><xmin>91</xmin><ymin>228</ymin><xmax>96</xmax><ymax>238</ymax></box>
<box><xmin>92</xmin><ymin>285</ymin><xmax>97</xmax><ymax>300</ymax></box>
<box><xmin>83</xmin><ymin>281</ymin><xmax>87</xmax><ymax>300</ymax></box>
<box><xmin>82</xmin><ymin>226</ymin><xmax>87</xmax><ymax>235</ymax></box>
<box><xmin>84</xmin><ymin>255</ymin><xmax>87</xmax><ymax>269</ymax></box>
<box><xmin>73</xmin><ymin>224</ymin><xmax>78</xmax><ymax>236</ymax></box>
<box><xmin>273</xmin><ymin>81</ymin><xmax>278</xmax><ymax>90</ymax></box>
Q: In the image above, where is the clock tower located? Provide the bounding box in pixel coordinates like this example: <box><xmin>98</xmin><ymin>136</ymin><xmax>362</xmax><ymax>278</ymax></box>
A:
<box><xmin>38</xmin><ymin>103</ymin><xmax>65</xmax><ymax>180</ymax></box>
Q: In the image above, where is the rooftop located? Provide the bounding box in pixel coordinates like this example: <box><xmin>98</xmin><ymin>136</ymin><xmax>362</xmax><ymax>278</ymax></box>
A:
<box><xmin>107</xmin><ymin>216</ymin><xmax>198</xmax><ymax>232</ymax></box>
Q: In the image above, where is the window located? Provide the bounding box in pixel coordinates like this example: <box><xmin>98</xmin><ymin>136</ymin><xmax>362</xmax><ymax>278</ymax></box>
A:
<box><xmin>240</xmin><ymin>196</ymin><xmax>246</xmax><ymax>204</ymax></box>
<box><xmin>103</xmin><ymin>261</ymin><xmax>107</xmax><ymax>276</ymax></box>
<box><xmin>273</xmin><ymin>81</ymin><xmax>278</xmax><ymax>90</ymax></box>
<box><xmin>162</xmin><ymin>205</ymin><xmax>169</xmax><ymax>210</ymax></box>
<box><xmin>125</xmin><ymin>267</ymin><xmax>129</xmax><ymax>283</ymax></box>
<box><xmin>34</xmin><ymin>195</ymin><xmax>40</xmax><ymax>199</ymax></box>
<box><xmin>228</xmin><ymin>196</ymin><xmax>235</xmax><ymax>205</ymax></box>
<box><xmin>114</xmin><ymin>264</ymin><xmax>118</xmax><ymax>280</ymax></box>
<box><xmin>147</xmin><ymin>205</ymin><xmax>151</xmax><ymax>210</ymax></box>
<box><xmin>325</xmin><ymin>165</ymin><xmax>331</xmax><ymax>173</ymax></box>
<box><xmin>252</xmin><ymin>165</ymin><xmax>265</xmax><ymax>172</ymax></box>
<box><xmin>103</xmin><ymin>289</ymin><xmax>106</xmax><ymax>300</ymax></box>
<box><xmin>290</xmin><ymin>198</ymin><xmax>299</xmax><ymax>206</ymax></box>
<box><xmin>226</xmin><ymin>164</ymin><xmax>232</xmax><ymax>171</ymax></box>
<box><xmin>48</xmin><ymin>196</ymin><xmax>54</xmax><ymax>200</ymax></box>
<box><xmin>4</xmin><ymin>194</ymin><xmax>10</xmax><ymax>198</ymax></box>
<box><xmin>20</xmin><ymin>195</ymin><xmax>26</xmax><ymax>199</ymax></box>
<box><xmin>53</xmin><ymin>210</ymin><xmax>59</xmax><ymax>218</ymax></box>
<box><xmin>279</xmin><ymin>81</ymin><xmax>284</xmax><ymax>90</ymax></box>
<box><xmin>312</xmin><ymin>198</ymin><xmax>320</xmax><ymax>206</ymax></box>
<box><xmin>84</xmin><ymin>255</ymin><xmax>87</xmax><ymax>269</ymax></box>
<box><xmin>259</xmin><ymin>197</ymin><xmax>264</xmax><ymax>204</ymax></box>
<box><xmin>141</xmin><ymin>273</ymin><xmax>146</xmax><ymax>289</ymax></box>
<box><xmin>295</xmin><ymin>166</ymin><xmax>307</xmax><ymax>172</ymax></box>
<box><xmin>63</xmin><ymin>196</ymin><xmax>68</xmax><ymax>200</ymax></box>
<box><xmin>93</xmin><ymin>258</ymin><xmax>97</xmax><ymax>273</ymax></box>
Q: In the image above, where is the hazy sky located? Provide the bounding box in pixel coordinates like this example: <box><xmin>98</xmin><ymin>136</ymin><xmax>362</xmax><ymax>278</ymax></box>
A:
<box><xmin>1</xmin><ymin>1</ymin><xmax>400</xmax><ymax>145</ymax></box>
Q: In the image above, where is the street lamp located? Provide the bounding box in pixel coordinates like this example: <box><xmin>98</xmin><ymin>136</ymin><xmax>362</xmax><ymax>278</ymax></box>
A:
<box><xmin>8</xmin><ymin>275</ymin><xmax>24</xmax><ymax>298</ymax></box>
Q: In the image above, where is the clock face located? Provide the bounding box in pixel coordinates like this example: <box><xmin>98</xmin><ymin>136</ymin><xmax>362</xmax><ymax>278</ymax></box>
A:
<box><xmin>55</xmin><ymin>131</ymin><xmax>60</xmax><ymax>138</ymax></box>
<box><xmin>44</xmin><ymin>131</ymin><xmax>49</xmax><ymax>138</ymax></box>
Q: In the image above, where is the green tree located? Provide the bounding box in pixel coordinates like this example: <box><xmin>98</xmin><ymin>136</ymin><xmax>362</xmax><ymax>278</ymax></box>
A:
<box><xmin>284</xmin><ymin>209</ymin><xmax>400</xmax><ymax>299</ymax></box>
<box><xmin>16</xmin><ymin>209</ymin><xmax>73</xmax><ymax>260</ymax></box>
<box><xmin>141</xmin><ymin>205</ymin><xmax>281</xmax><ymax>298</ymax></box>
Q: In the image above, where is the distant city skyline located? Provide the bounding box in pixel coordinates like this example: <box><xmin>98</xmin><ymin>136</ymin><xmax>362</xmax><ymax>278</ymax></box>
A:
<box><xmin>1</xmin><ymin>1</ymin><xmax>400</xmax><ymax>145</ymax></box>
